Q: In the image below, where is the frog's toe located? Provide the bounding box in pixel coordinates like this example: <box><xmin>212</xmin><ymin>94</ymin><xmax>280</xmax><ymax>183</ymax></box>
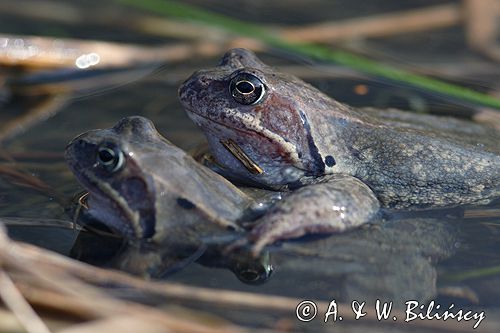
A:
<box><xmin>224</xmin><ymin>237</ymin><xmax>250</xmax><ymax>255</ymax></box>
<box><xmin>250</xmin><ymin>237</ymin><xmax>272</xmax><ymax>257</ymax></box>
<box><xmin>225</xmin><ymin>233</ymin><xmax>274</xmax><ymax>258</ymax></box>
<box><xmin>247</xmin><ymin>224</ymin><xmax>291</xmax><ymax>257</ymax></box>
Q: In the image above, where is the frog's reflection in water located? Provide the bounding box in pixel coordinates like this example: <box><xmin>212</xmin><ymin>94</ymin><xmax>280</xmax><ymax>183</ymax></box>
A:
<box><xmin>70</xmin><ymin>214</ymin><xmax>459</xmax><ymax>308</ymax></box>
<box><xmin>69</xmin><ymin>224</ymin><xmax>274</xmax><ymax>285</ymax></box>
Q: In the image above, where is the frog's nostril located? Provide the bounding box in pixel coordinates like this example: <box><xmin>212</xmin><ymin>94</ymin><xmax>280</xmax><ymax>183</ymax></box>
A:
<box><xmin>198</xmin><ymin>76</ymin><xmax>210</xmax><ymax>86</ymax></box>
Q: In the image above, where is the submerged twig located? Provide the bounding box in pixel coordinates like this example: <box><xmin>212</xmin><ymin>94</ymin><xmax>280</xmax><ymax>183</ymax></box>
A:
<box><xmin>0</xmin><ymin>95</ymin><xmax>67</xmax><ymax>142</ymax></box>
<box><xmin>0</xmin><ymin>217</ymin><xmax>78</xmax><ymax>230</ymax></box>
<box><xmin>0</xmin><ymin>164</ymin><xmax>53</xmax><ymax>193</ymax></box>
<box><xmin>464</xmin><ymin>209</ymin><xmax>500</xmax><ymax>219</ymax></box>
<box><xmin>0</xmin><ymin>151</ymin><xmax>64</xmax><ymax>162</ymax></box>
<box><xmin>438</xmin><ymin>286</ymin><xmax>480</xmax><ymax>304</ymax></box>
<box><xmin>0</xmin><ymin>162</ymin><xmax>69</xmax><ymax>212</ymax></box>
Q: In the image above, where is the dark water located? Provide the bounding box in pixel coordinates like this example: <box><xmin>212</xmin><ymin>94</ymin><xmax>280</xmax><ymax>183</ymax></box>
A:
<box><xmin>0</xmin><ymin>0</ymin><xmax>499</xmax><ymax>331</ymax></box>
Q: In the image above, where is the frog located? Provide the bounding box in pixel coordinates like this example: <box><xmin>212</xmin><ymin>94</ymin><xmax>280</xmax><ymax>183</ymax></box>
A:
<box><xmin>65</xmin><ymin>116</ymin><xmax>251</xmax><ymax>275</ymax></box>
<box><xmin>179</xmin><ymin>48</ymin><xmax>499</xmax><ymax>252</ymax></box>
<box><xmin>65</xmin><ymin>116</ymin><xmax>378</xmax><ymax>273</ymax></box>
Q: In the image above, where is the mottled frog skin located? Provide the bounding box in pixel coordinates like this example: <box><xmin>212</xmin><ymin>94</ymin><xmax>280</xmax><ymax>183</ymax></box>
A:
<box><xmin>65</xmin><ymin>116</ymin><xmax>379</xmax><ymax>255</ymax></box>
<box><xmin>179</xmin><ymin>48</ymin><xmax>500</xmax><ymax>209</ymax></box>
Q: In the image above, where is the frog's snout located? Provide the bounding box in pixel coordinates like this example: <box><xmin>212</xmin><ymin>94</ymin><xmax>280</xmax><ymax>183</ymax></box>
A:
<box><xmin>178</xmin><ymin>79</ymin><xmax>190</xmax><ymax>103</ymax></box>
<box><xmin>64</xmin><ymin>133</ymin><xmax>99</xmax><ymax>172</ymax></box>
<box><xmin>180</xmin><ymin>70</ymin><xmax>210</xmax><ymax>92</ymax></box>
<box><xmin>64</xmin><ymin>135</ymin><xmax>85</xmax><ymax>163</ymax></box>
<box><xmin>66</xmin><ymin>132</ymin><xmax>88</xmax><ymax>152</ymax></box>
<box><xmin>178</xmin><ymin>73</ymin><xmax>208</xmax><ymax>112</ymax></box>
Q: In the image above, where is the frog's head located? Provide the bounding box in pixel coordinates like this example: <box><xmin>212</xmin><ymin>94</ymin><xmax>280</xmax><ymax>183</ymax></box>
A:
<box><xmin>65</xmin><ymin>116</ymin><xmax>161</xmax><ymax>239</ymax></box>
<box><xmin>179</xmin><ymin>48</ymin><xmax>329</xmax><ymax>188</ymax></box>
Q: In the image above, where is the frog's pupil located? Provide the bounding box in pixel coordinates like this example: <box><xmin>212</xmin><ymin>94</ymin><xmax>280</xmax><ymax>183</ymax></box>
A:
<box><xmin>236</xmin><ymin>80</ymin><xmax>254</xmax><ymax>94</ymax></box>
<box><xmin>239</xmin><ymin>269</ymin><xmax>260</xmax><ymax>282</ymax></box>
<box><xmin>98</xmin><ymin>148</ymin><xmax>115</xmax><ymax>164</ymax></box>
<box><xmin>96</xmin><ymin>145</ymin><xmax>125</xmax><ymax>173</ymax></box>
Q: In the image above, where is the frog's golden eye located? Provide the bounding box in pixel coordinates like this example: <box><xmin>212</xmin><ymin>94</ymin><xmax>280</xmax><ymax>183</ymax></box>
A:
<box><xmin>229</xmin><ymin>73</ymin><xmax>265</xmax><ymax>105</ymax></box>
<box><xmin>96</xmin><ymin>143</ymin><xmax>125</xmax><ymax>173</ymax></box>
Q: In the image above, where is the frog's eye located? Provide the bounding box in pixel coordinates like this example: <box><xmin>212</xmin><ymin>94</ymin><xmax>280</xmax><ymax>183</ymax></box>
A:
<box><xmin>96</xmin><ymin>143</ymin><xmax>125</xmax><ymax>173</ymax></box>
<box><xmin>229</xmin><ymin>73</ymin><xmax>265</xmax><ymax>105</ymax></box>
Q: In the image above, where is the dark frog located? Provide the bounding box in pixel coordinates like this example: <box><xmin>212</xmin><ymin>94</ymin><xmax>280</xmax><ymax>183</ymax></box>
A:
<box><xmin>65</xmin><ymin>116</ymin><xmax>252</xmax><ymax>242</ymax></box>
<box><xmin>65</xmin><ymin>116</ymin><xmax>265</xmax><ymax>275</ymax></box>
<box><xmin>179</xmin><ymin>48</ymin><xmax>499</xmax><ymax>251</ymax></box>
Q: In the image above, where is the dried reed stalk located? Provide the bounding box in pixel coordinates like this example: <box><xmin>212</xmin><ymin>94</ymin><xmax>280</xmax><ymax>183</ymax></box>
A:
<box><xmin>0</xmin><ymin>224</ymin><xmax>498</xmax><ymax>333</ymax></box>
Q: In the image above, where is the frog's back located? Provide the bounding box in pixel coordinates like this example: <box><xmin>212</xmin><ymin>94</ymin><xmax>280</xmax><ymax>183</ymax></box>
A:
<box><xmin>330</xmin><ymin>108</ymin><xmax>500</xmax><ymax>208</ymax></box>
<box><xmin>360</xmin><ymin>107</ymin><xmax>500</xmax><ymax>153</ymax></box>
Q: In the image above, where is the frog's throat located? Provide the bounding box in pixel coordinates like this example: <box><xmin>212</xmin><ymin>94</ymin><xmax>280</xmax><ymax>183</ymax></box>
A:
<box><xmin>188</xmin><ymin>111</ymin><xmax>302</xmax><ymax>168</ymax></box>
<box><xmin>220</xmin><ymin>139</ymin><xmax>263</xmax><ymax>175</ymax></box>
<box><xmin>82</xmin><ymin>169</ymin><xmax>143</xmax><ymax>239</ymax></box>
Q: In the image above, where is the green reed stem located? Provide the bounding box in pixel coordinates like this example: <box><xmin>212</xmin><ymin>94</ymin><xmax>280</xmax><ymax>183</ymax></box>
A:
<box><xmin>442</xmin><ymin>265</ymin><xmax>500</xmax><ymax>282</ymax></box>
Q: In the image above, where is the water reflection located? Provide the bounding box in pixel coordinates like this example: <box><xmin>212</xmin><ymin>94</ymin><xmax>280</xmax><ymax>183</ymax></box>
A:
<box><xmin>32</xmin><ymin>208</ymin><xmax>459</xmax><ymax>307</ymax></box>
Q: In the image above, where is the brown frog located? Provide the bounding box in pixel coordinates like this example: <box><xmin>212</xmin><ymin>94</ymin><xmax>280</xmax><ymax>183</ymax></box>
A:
<box><xmin>179</xmin><ymin>49</ymin><xmax>499</xmax><ymax>207</ymax></box>
<box><xmin>179</xmin><ymin>48</ymin><xmax>499</xmax><ymax>251</ymax></box>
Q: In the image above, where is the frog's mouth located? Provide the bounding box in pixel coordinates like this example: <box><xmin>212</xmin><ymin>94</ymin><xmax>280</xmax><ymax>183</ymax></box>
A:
<box><xmin>186</xmin><ymin>108</ymin><xmax>263</xmax><ymax>138</ymax></box>
<box><xmin>186</xmin><ymin>111</ymin><xmax>301</xmax><ymax>169</ymax></box>
<box><xmin>76</xmin><ymin>169</ymin><xmax>144</xmax><ymax>239</ymax></box>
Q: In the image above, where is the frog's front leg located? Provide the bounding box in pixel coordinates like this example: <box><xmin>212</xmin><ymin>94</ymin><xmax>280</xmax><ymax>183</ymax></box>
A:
<box><xmin>246</xmin><ymin>175</ymin><xmax>380</xmax><ymax>256</ymax></box>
